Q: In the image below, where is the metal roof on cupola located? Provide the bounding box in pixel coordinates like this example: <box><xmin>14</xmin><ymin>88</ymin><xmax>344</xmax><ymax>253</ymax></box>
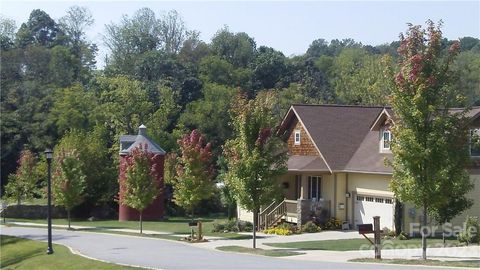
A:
<box><xmin>119</xmin><ymin>124</ymin><xmax>166</xmax><ymax>155</ymax></box>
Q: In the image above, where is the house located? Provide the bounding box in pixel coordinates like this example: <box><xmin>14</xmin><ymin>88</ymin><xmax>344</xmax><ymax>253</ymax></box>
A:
<box><xmin>118</xmin><ymin>125</ymin><xmax>166</xmax><ymax>221</ymax></box>
<box><xmin>237</xmin><ymin>104</ymin><xmax>480</xmax><ymax>232</ymax></box>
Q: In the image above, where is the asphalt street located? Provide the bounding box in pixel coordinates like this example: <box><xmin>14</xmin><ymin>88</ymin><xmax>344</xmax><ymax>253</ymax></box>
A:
<box><xmin>0</xmin><ymin>226</ymin><xmax>468</xmax><ymax>270</ymax></box>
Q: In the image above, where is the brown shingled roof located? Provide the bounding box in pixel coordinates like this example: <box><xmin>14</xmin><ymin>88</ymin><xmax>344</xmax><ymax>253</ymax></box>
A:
<box><xmin>280</xmin><ymin>105</ymin><xmax>480</xmax><ymax>174</ymax></box>
<box><xmin>288</xmin><ymin>104</ymin><xmax>385</xmax><ymax>171</ymax></box>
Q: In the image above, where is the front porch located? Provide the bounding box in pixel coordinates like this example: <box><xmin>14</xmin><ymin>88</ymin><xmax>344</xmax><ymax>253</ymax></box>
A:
<box><xmin>258</xmin><ymin>172</ymin><xmax>334</xmax><ymax>230</ymax></box>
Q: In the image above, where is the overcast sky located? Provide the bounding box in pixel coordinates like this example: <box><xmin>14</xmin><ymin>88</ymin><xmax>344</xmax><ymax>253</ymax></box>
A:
<box><xmin>1</xmin><ymin>0</ymin><xmax>479</xmax><ymax>68</ymax></box>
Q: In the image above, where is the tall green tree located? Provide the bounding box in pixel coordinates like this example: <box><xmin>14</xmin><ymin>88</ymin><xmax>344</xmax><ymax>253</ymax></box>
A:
<box><xmin>223</xmin><ymin>91</ymin><xmax>288</xmax><ymax>248</ymax></box>
<box><xmin>120</xmin><ymin>145</ymin><xmax>161</xmax><ymax>234</ymax></box>
<box><xmin>389</xmin><ymin>21</ymin><xmax>473</xmax><ymax>260</ymax></box>
<box><xmin>4</xmin><ymin>149</ymin><xmax>40</xmax><ymax>205</ymax></box>
<box><xmin>170</xmin><ymin>129</ymin><xmax>215</xmax><ymax>219</ymax></box>
<box><xmin>55</xmin><ymin>127</ymin><xmax>116</xmax><ymax>208</ymax></box>
<box><xmin>98</xmin><ymin>76</ymin><xmax>153</xmax><ymax>135</ymax></box>
<box><xmin>333</xmin><ymin>48</ymin><xmax>393</xmax><ymax>105</ymax></box>
<box><xmin>177</xmin><ymin>83</ymin><xmax>235</xmax><ymax>149</ymax></box>
<box><xmin>52</xmin><ymin>149</ymin><xmax>86</xmax><ymax>229</ymax></box>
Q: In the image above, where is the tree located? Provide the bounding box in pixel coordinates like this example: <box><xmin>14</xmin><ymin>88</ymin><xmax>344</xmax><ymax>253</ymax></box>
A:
<box><xmin>333</xmin><ymin>48</ymin><xmax>393</xmax><ymax>105</ymax></box>
<box><xmin>55</xmin><ymin>127</ymin><xmax>116</xmax><ymax>209</ymax></box>
<box><xmin>252</xmin><ymin>46</ymin><xmax>287</xmax><ymax>90</ymax></box>
<box><xmin>389</xmin><ymin>21</ymin><xmax>473</xmax><ymax>260</ymax></box>
<box><xmin>50</xmin><ymin>84</ymin><xmax>99</xmax><ymax>135</ymax></box>
<box><xmin>15</xmin><ymin>9</ymin><xmax>65</xmax><ymax>48</ymax></box>
<box><xmin>223</xmin><ymin>91</ymin><xmax>288</xmax><ymax>248</ymax></box>
<box><xmin>170</xmin><ymin>130</ymin><xmax>215</xmax><ymax>219</ymax></box>
<box><xmin>98</xmin><ymin>76</ymin><xmax>153</xmax><ymax>135</ymax></box>
<box><xmin>120</xmin><ymin>145</ymin><xmax>161</xmax><ymax>233</ymax></box>
<box><xmin>59</xmin><ymin>6</ymin><xmax>97</xmax><ymax>83</ymax></box>
<box><xmin>52</xmin><ymin>149</ymin><xmax>86</xmax><ymax>229</ymax></box>
<box><xmin>177</xmin><ymin>83</ymin><xmax>235</xmax><ymax>149</ymax></box>
<box><xmin>210</xmin><ymin>26</ymin><xmax>256</xmax><ymax>68</ymax></box>
<box><xmin>4</xmin><ymin>149</ymin><xmax>40</xmax><ymax>205</ymax></box>
<box><xmin>0</xmin><ymin>16</ymin><xmax>17</xmax><ymax>50</ymax></box>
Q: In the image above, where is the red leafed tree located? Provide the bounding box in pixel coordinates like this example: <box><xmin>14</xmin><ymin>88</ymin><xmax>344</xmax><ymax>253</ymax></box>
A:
<box><xmin>171</xmin><ymin>129</ymin><xmax>215</xmax><ymax>220</ymax></box>
<box><xmin>120</xmin><ymin>144</ymin><xmax>162</xmax><ymax>233</ymax></box>
<box><xmin>390</xmin><ymin>20</ymin><xmax>472</xmax><ymax>260</ymax></box>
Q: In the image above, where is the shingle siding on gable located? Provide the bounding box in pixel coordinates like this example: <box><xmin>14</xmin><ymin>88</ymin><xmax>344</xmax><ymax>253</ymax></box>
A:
<box><xmin>287</xmin><ymin>119</ymin><xmax>319</xmax><ymax>156</ymax></box>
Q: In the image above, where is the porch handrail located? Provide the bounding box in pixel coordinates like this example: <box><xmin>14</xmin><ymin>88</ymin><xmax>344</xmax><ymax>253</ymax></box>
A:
<box><xmin>258</xmin><ymin>200</ymin><xmax>278</xmax><ymax>230</ymax></box>
<box><xmin>265</xmin><ymin>200</ymin><xmax>287</xmax><ymax>229</ymax></box>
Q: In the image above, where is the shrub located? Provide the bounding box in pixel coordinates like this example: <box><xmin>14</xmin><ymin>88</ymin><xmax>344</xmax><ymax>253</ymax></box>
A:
<box><xmin>238</xmin><ymin>220</ymin><xmax>253</xmax><ymax>232</ymax></box>
<box><xmin>398</xmin><ymin>231</ymin><xmax>409</xmax><ymax>240</ymax></box>
<box><xmin>458</xmin><ymin>216</ymin><xmax>479</xmax><ymax>245</ymax></box>
<box><xmin>263</xmin><ymin>227</ymin><xmax>292</xmax><ymax>235</ymax></box>
<box><xmin>224</xmin><ymin>219</ymin><xmax>239</xmax><ymax>232</ymax></box>
<box><xmin>324</xmin><ymin>218</ymin><xmax>342</xmax><ymax>230</ymax></box>
<box><xmin>382</xmin><ymin>227</ymin><xmax>396</xmax><ymax>238</ymax></box>
<box><xmin>212</xmin><ymin>221</ymin><xmax>225</xmax><ymax>233</ymax></box>
<box><xmin>302</xmin><ymin>221</ymin><xmax>321</xmax><ymax>233</ymax></box>
<box><xmin>277</xmin><ymin>222</ymin><xmax>299</xmax><ymax>234</ymax></box>
<box><xmin>212</xmin><ymin>219</ymin><xmax>253</xmax><ymax>233</ymax></box>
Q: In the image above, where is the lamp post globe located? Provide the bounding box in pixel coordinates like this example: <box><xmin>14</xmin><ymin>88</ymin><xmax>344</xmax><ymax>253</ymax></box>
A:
<box><xmin>45</xmin><ymin>148</ymin><xmax>54</xmax><ymax>255</ymax></box>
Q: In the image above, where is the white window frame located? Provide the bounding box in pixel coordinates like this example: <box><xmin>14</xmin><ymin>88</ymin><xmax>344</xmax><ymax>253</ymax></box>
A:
<box><xmin>470</xmin><ymin>128</ymin><xmax>480</xmax><ymax>157</ymax></box>
<box><xmin>294</xmin><ymin>130</ymin><xmax>301</xmax><ymax>145</ymax></box>
<box><xmin>308</xmin><ymin>176</ymin><xmax>321</xmax><ymax>201</ymax></box>
<box><xmin>382</xmin><ymin>130</ymin><xmax>392</xmax><ymax>150</ymax></box>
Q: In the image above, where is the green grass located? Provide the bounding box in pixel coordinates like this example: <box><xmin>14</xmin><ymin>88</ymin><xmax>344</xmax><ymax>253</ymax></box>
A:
<box><xmin>216</xmin><ymin>245</ymin><xmax>304</xmax><ymax>257</ymax></box>
<box><xmin>0</xmin><ymin>235</ymin><xmax>143</xmax><ymax>270</ymax></box>
<box><xmin>264</xmin><ymin>238</ymin><xmax>459</xmax><ymax>251</ymax></box>
<box><xmin>350</xmin><ymin>258</ymin><xmax>480</xmax><ymax>268</ymax></box>
<box><xmin>4</xmin><ymin>217</ymin><xmax>250</xmax><ymax>240</ymax></box>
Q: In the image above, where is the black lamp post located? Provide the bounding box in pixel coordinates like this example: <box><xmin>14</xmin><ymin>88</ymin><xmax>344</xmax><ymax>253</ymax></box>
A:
<box><xmin>45</xmin><ymin>148</ymin><xmax>54</xmax><ymax>255</ymax></box>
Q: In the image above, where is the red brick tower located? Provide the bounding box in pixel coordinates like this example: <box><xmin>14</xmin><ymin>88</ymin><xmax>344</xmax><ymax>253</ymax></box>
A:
<box><xmin>118</xmin><ymin>125</ymin><xmax>165</xmax><ymax>221</ymax></box>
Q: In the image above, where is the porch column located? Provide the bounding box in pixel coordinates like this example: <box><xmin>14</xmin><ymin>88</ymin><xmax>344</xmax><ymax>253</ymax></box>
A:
<box><xmin>300</xmin><ymin>174</ymin><xmax>308</xmax><ymax>199</ymax></box>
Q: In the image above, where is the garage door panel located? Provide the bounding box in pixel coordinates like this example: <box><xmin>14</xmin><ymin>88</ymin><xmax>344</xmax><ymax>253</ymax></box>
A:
<box><xmin>354</xmin><ymin>195</ymin><xmax>393</xmax><ymax>230</ymax></box>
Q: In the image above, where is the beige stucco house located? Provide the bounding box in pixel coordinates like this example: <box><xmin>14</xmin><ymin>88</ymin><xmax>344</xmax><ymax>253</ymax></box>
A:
<box><xmin>238</xmin><ymin>104</ymin><xmax>480</xmax><ymax>233</ymax></box>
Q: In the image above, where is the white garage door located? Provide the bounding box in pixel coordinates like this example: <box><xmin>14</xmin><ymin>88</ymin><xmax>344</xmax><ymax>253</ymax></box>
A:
<box><xmin>354</xmin><ymin>194</ymin><xmax>394</xmax><ymax>230</ymax></box>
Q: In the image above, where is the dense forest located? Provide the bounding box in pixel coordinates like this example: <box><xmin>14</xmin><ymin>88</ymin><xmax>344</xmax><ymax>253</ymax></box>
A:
<box><xmin>1</xmin><ymin>7</ymin><xmax>479</xmax><ymax>214</ymax></box>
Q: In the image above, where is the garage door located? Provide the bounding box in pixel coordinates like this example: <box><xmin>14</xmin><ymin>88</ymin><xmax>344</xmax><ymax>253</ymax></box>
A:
<box><xmin>354</xmin><ymin>194</ymin><xmax>394</xmax><ymax>230</ymax></box>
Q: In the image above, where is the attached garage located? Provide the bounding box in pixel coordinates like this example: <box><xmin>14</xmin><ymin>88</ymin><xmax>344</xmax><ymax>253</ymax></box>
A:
<box><xmin>354</xmin><ymin>188</ymin><xmax>394</xmax><ymax>230</ymax></box>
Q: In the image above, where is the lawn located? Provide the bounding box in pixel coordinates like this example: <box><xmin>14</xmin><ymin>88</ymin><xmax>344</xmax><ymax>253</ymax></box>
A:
<box><xmin>350</xmin><ymin>258</ymin><xmax>480</xmax><ymax>268</ymax></box>
<box><xmin>4</xmin><ymin>216</ymin><xmax>251</xmax><ymax>240</ymax></box>
<box><xmin>264</xmin><ymin>238</ymin><xmax>459</xmax><ymax>251</ymax></box>
<box><xmin>0</xmin><ymin>235</ymin><xmax>143</xmax><ymax>270</ymax></box>
<box><xmin>216</xmin><ymin>245</ymin><xmax>304</xmax><ymax>257</ymax></box>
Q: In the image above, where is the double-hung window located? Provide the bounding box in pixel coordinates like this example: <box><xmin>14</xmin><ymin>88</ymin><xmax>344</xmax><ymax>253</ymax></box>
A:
<box><xmin>294</xmin><ymin>130</ymin><xmax>301</xmax><ymax>145</ymax></box>
<box><xmin>308</xmin><ymin>176</ymin><xmax>321</xmax><ymax>200</ymax></box>
<box><xmin>382</xmin><ymin>130</ymin><xmax>392</xmax><ymax>150</ymax></box>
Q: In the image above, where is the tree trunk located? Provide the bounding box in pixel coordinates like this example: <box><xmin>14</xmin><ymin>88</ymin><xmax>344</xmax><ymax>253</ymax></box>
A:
<box><xmin>140</xmin><ymin>211</ymin><xmax>143</xmax><ymax>234</ymax></box>
<box><xmin>68</xmin><ymin>210</ymin><xmax>71</xmax><ymax>230</ymax></box>
<box><xmin>442</xmin><ymin>221</ymin><xmax>447</xmax><ymax>247</ymax></box>
<box><xmin>394</xmin><ymin>200</ymin><xmax>403</xmax><ymax>236</ymax></box>
<box><xmin>253</xmin><ymin>208</ymin><xmax>258</xmax><ymax>249</ymax></box>
<box><xmin>422</xmin><ymin>205</ymin><xmax>427</xmax><ymax>260</ymax></box>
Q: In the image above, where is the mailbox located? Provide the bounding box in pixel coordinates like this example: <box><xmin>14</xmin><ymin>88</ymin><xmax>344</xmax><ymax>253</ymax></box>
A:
<box><xmin>188</xmin><ymin>221</ymin><xmax>198</xmax><ymax>227</ymax></box>
<box><xmin>358</xmin><ymin>224</ymin><xmax>373</xmax><ymax>234</ymax></box>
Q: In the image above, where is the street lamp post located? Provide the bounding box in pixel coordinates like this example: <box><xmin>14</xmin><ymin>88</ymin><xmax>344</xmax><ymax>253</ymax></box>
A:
<box><xmin>45</xmin><ymin>148</ymin><xmax>54</xmax><ymax>255</ymax></box>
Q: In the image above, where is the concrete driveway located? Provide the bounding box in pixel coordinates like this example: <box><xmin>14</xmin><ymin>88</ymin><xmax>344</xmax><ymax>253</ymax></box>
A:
<box><xmin>1</xmin><ymin>226</ymin><xmax>465</xmax><ymax>270</ymax></box>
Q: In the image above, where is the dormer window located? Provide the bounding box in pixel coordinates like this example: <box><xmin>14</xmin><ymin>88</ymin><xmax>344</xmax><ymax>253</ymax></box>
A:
<box><xmin>471</xmin><ymin>128</ymin><xmax>480</xmax><ymax>157</ymax></box>
<box><xmin>382</xmin><ymin>130</ymin><xmax>391</xmax><ymax>150</ymax></box>
<box><xmin>294</xmin><ymin>130</ymin><xmax>301</xmax><ymax>145</ymax></box>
